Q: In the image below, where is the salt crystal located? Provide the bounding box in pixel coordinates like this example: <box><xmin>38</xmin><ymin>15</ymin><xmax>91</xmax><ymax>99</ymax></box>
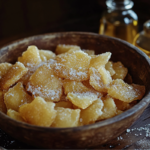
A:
<box><xmin>126</xmin><ymin>129</ymin><xmax>130</xmax><ymax>133</ymax></box>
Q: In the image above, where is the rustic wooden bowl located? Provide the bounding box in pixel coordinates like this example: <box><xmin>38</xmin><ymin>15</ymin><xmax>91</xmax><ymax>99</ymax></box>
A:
<box><xmin>0</xmin><ymin>32</ymin><xmax>150</xmax><ymax>149</ymax></box>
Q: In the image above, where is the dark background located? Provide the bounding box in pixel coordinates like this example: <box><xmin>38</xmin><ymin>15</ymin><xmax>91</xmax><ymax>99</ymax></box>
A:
<box><xmin>0</xmin><ymin>0</ymin><xmax>149</xmax><ymax>46</ymax></box>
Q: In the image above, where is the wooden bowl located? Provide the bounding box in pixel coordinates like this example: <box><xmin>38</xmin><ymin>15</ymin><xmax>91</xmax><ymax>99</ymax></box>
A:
<box><xmin>0</xmin><ymin>32</ymin><xmax>150</xmax><ymax>149</ymax></box>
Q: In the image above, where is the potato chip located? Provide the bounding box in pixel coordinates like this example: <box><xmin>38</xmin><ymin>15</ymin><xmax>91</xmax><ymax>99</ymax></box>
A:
<box><xmin>55</xmin><ymin>44</ymin><xmax>80</xmax><ymax>54</ymax></box>
<box><xmin>89</xmin><ymin>67</ymin><xmax>107</xmax><ymax>93</ymax></box>
<box><xmin>19</xmin><ymin>97</ymin><xmax>56</xmax><ymax>127</ymax></box>
<box><xmin>98</xmin><ymin>66</ymin><xmax>112</xmax><ymax>85</ymax></box>
<box><xmin>39</xmin><ymin>50</ymin><xmax>56</xmax><ymax>62</ymax></box>
<box><xmin>80</xmin><ymin>99</ymin><xmax>103</xmax><ymax>125</ymax></box>
<box><xmin>108</xmin><ymin>79</ymin><xmax>145</xmax><ymax>103</ymax></box>
<box><xmin>67</xmin><ymin>92</ymin><xmax>98</xmax><ymax>109</ymax></box>
<box><xmin>82</xmin><ymin>49</ymin><xmax>95</xmax><ymax>55</ymax></box>
<box><xmin>105</xmin><ymin>61</ymin><xmax>115</xmax><ymax>76</ymax></box>
<box><xmin>63</xmin><ymin>79</ymin><xmax>90</xmax><ymax>94</ymax></box>
<box><xmin>89</xmin><ymin>52</ymin><xmax>111</xmax><ymax>69</ymax></box>
<box><xmin>98</xmin><ymin>96</ymin><xmax>117</xmax><ymax>120</ymax></box>
<box><xmin>112</xmin><ymin>61</ymin><xmax>128</xmax><ymax>80</ymax></box>
<box><xmin>0</xmin><ymin>62</ymin><xmax>28</xmax><ymax>90</ymax></box>
<box><xmin>7</xmin><ymin>109</ymin><xmax>25</xmax><ymax>122</ymax></box>
<box><xmin>51</xmin><ymin>107</ymin><xmax>80</xmax><ymax>127</ymax></box>
<box><xmin>53</xmin><ymin>50</ymin><xmax>91</xmax><ymax>81</ymax></box>
<box><xmin>4</xmin><ymin>82</ymin><xmax>32</xmax><ymax>111</ymax></box>
<box><xmin>0</xmin><ymin>63</ymin><xmax>12</xmax><ymax>80</ymax></box>
<box><xmin>18</xmin><ymin>45</ymin><xmax>41</xmax><ymax>68</ymax></box>
<box><xmin>26</xmin><ymin>63</ymin><xmax>62</xmax><ymax>102</ymax></box>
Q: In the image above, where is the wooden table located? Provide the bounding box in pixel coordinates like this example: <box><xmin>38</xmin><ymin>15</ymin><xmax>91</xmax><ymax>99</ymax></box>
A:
<box><xmin>0</xmin><ymin>103</ymin><xmax>150</xmax><ymax>149</ymax></box>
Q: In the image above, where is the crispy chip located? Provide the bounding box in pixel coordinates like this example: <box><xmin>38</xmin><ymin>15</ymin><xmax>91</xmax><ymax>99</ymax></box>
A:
<box><xmin>105</xmin><ymin>61</ymin><xmax>115</xmax><ymax>76</ymax></box>
<box><xmin>112</xmin><ymin>61</ymin><xmax>128</xmax><ymax>80</ymax></box>
<box><xmin>67</xmin><ymin>92</ymin><xmax>98</xmax><ymax>109</ymax></box>
<box><xmin>39</xmin><ymin>50</ymin><xmax>56</xmax><ymax>62</ymax></box>
<box><xmin>0</xmin><ymin>63</ymin><xmax>12</xmax><ymax>80</ymax></box>
<box><xmin>18</xmin><ymin>45</ymin><xmax>41</xmax><ymax>68</ymax></box>
<box><xmin>7</xmin><ymin>109</ymin><xmax>25</xmax><ymax>122</ymax></box>
<box><xmin>89</xmin><ymin>67</ymin><xmax>107</xmax><ymax>93</ymax></box>
<box><xmin>98</xmin><ymin>96</ymin><xmax>117</xmax><ymax>120</ymax></box>
<box><xmin>53</xmin><ymin>50</ymin><xmax>91</xmax><ymax>81</ymax></box>
<box><xmin>63</xmin><ymin>79</ymin><xmax>90</xmax><ymax>94</ymax></box>
<box><xmin>19</xmin><ymin>97</ymin><xmax>56</xmax><ymax>127</ymax></box>
<box><xmin>89</xmin><ymin>52</ymin><xmax>111</xmax><ymax>69</ymax></box>
<box><xmin>0</xmin><ymin>62</ymin><xmax>28</xmax><ymax>90</ymax></box>
<box><xmin>80</xmin><ymin>99</ymin><xmax>103</xmax><ymax>125</ymax></box>
<box><xmin>108</xmin><ymin>79</ymin><xmax>145</xmax><ymax>103</ymax></box>
<box><xmin>55</xmin><ymin>44</ymin><xmax>80</xmax><ymax>54</ymax></box>
<box><xmin>51</xmin><ymin>107</ymin><xmax>80</xmax><ymax>127</ymax></box>
<box><xmin>26</xmin><ymin>63</ymin><xmax>62</xmax><ymax>102</ymax></box>
<box><xmin>4</xmin><ymin>82</ymin><xmax>32</xmax><ymax>111</ymax></box>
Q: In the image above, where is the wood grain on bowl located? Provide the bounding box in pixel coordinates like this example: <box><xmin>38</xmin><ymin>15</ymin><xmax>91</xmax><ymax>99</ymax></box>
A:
<box><xmin>0</xmin><ymin>32</ymin><xmax>150</xmax><ymax>148</ymax></box>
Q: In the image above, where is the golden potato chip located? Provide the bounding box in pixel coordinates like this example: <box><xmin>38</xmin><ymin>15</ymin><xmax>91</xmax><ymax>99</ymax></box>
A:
<box><xmin>112</xmin><ymin>61</ymin><xmax>128</xmax><ymax>80</ymax></box>
<box><xmin>80</xmin><ymin>99</ymin><xmax>103</xmax><ymax>125</ymax></box>
<box><xmin>98</xmin><ymin>66</ymin><xmax>112</xmax><ymax>85</ymax></box>
<box><xmin>39</xmin><ymin>50</ymin><xmax>56</xmax><ymax>62</ymax></box>
<box><xmin>4</xmin><ymin>82</ymin><xmax>33</xmax><ymax>111</ymax></box>
<box><xmin>19</xmin><ymin>59</ymin><xmax>56</xmax><ymax>86</ymax></box>
<box><xmin>89</xmin><ymin>52</ymin><xmax>111</xmax><ymax>69</ymax></box>
<box><xmin>18</xmin><ymin>45</ymin><xmax>41</xmax><ymax>68</ymax></box>
<box><xmin>89</xmin><ymin>67</ymin><xmax>107</xmax><ymax>93</ymax></box>
<box><xmin>63</xmin><ymin>79</ymin><xmax>90</xmax><ymax>94</ymax></box>
<box><xmin>26</xmin><ymin>63</ymin><xmax>62</xmax><ymax>102</ymax></box>
<box><xmin>19</xmin><ymin>97</ymin><xmax>56</xmax><ymax>127</ymax></box>
<box><xmin>55</xmin><ymin>44</ymin><xmax>80</xmax><ymax>54</ymax></box>
<box><xmin>7</xmin><ymin>109</ymin><xmax>25</xmax><ymax>122</ymax></box>
<box><xmin>82</xmin><ymin>49</ymin><xmax>95</xmax><ymax>55</ymax></box>
<box><xmin>0</xmin><ymin>63</ymin><xmax>12</xmax><ymax>80</ymax></box>
<box><xmin>0</xmin><ymin>62</ymin><xmax>28</xmax><ymax>90</ymax></box>
<box><xmin>105</xmin><ymin>61</ymin><xmax>115</xmax><ymax>76</ymax></box>
<box><xmin>108</xmin><ymin>79</ymin><xmax>145</xmax><ymax>103</ymax></box>
<box><xmin>98</xmin><ymin>96</ymin><xmax>117</xmax><ymax>120</ymax></box>
<box><xmin>55</xmin><ymin>101</ymin><xmax>73</xmax><ymax>109</ymax></box>
<box><xmin>114</xmin><ymin>99</ymin><xmax>130</xmax><ymax>111</ymax></box>
<box><xmin>53</xmin><ymin>50</ymin><xmax>91</xmax><ymax>81</ymax></box>
<box><xmin>51</xmin><ymin>107</ymin><xmax>80</xmax><ymax>128</ymax></box>
<box><xmin>0</xmin><ymin>90</ymin><xmax>7</xmax><ymax>113</ymax></box>
<box><xmin>67</xmin><ymin>92</ymin><xmax>98</xmax><ymax>109</ymax></box>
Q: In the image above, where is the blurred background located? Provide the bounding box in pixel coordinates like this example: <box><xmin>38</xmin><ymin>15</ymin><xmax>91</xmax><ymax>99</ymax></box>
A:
<box><xmin>0</xmin><ymin>0</ymin><xmax>149</xmax><ymax>46</ymax></box>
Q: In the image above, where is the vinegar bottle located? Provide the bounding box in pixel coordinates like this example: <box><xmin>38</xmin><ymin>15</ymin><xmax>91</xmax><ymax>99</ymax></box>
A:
<box><xmin>133</xmin><ymin>20</ymin><xmax>150</xmax><ymax>57</ymax></box>
<box><xmin>99</xmin><ymin>0</ymin><xmax>138</xmax><ymax>44</ymax></box>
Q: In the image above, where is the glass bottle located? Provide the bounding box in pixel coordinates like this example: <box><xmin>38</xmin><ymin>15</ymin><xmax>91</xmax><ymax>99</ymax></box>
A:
<box><xmin>99</xmin><ymin>0</ymin><xmax>138</xmax><ymax>44</ymax></box>
<box><xmin>133</xmin><ymin>20</ymin><xmax>150</xmax><ymax>57</ymax></box>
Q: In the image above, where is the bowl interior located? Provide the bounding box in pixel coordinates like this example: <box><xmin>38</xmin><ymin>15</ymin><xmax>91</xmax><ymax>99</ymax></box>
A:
<box><xmin>0</xmin><ymin>32</ymin><xmax>150</xmax><ymax>148</ymax></box>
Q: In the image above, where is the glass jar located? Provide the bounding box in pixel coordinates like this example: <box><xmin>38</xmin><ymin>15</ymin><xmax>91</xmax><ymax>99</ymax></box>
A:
<box><xmin>133</xmin><ymin>20</ymin><xmax>150</xmax><ymax>57</ymax></box>
<box><xmin>99</xmin><ymin>0</ymin><xmax>138</xmax><ymax>44</ymax></box>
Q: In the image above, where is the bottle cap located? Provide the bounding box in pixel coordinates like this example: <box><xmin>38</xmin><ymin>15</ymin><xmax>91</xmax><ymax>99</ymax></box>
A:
<box><xmin>106</xmin><ymin>0</ymin><xmax>134</xmax><ymax>10</ymax></box>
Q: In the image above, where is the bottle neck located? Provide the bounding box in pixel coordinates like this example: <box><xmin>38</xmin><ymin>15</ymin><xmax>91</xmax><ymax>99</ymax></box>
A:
<box><xmin>106</xmin><ymin>0</ymin><xmax>134</xmax><ymax>10</ymax></box>
<box><xmin>144</xmin><ymin>20</ymin><xmax>150</xmax><ymax>35</ymax></box>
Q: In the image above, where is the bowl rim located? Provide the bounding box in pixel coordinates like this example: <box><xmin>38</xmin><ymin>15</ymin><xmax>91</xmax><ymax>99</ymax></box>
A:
<box><xmin>0</xmin><ymin>31</ymin><xmax>150</xmax><ymax>132</ymax></box>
